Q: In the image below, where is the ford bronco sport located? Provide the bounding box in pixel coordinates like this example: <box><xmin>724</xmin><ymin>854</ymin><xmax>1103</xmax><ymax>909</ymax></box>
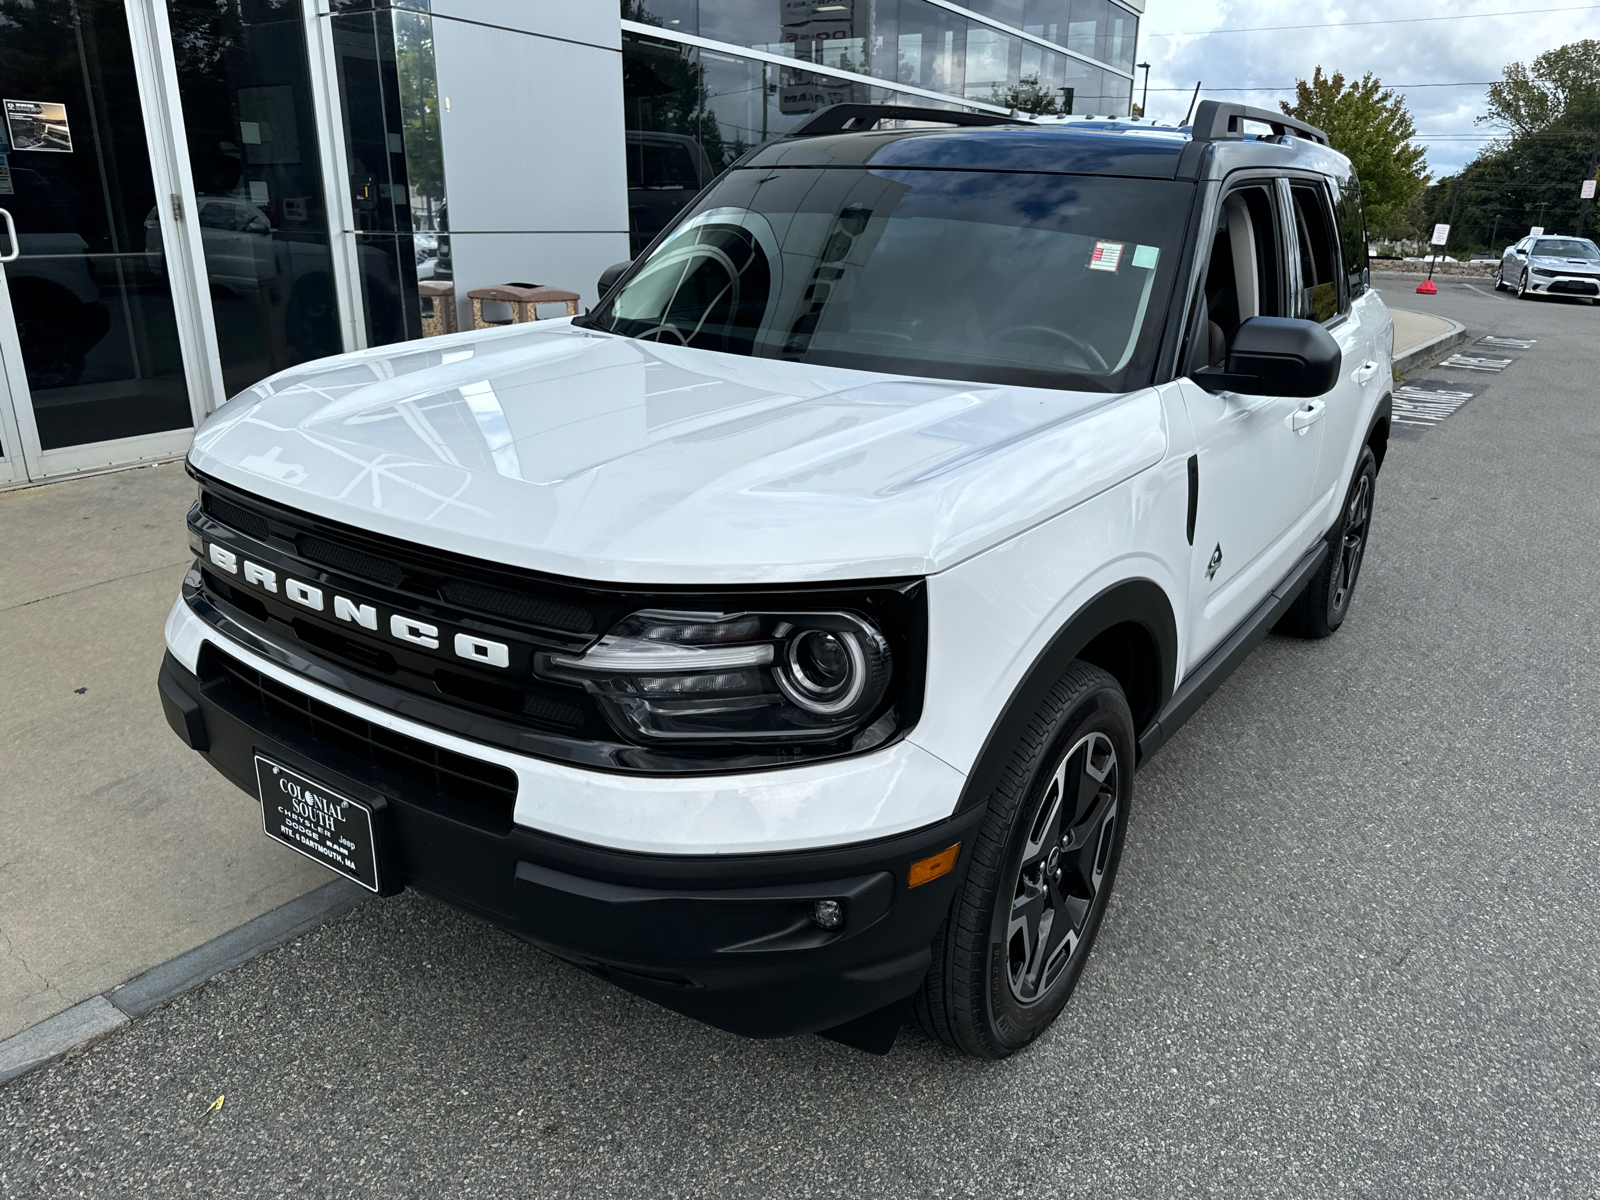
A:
<box><xmin>158</xmin><ymin>101</ymin><xmax>1394</xmax><ymax>1058</ymax></box>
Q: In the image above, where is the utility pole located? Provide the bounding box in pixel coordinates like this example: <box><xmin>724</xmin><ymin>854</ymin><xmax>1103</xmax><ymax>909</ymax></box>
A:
<box><xmin>1489</xmin><ymin>212</ymin><xmax>1501</xmax><ymax>254</ymax></box>
<box><xmin>1136</xmin><ymin>62</ymin><xmax>1150</xmax><ymax>118</ymax></box>
<box><xmin>1578</xmin><ymin>126</ymin><xmax>1600</xmax><ymax>236</ymax></box>
<box><xmin>1445</xmin><ymin>174</ymin><xmax>1461</xmax><ymax>256</ymax></box>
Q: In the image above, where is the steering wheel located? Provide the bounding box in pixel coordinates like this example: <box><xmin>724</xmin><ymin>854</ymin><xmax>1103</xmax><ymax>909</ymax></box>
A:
<box><xmin>991</xmin><ymin>325</ymin><xmax>1110</xmax><ymax>374</ymax></box>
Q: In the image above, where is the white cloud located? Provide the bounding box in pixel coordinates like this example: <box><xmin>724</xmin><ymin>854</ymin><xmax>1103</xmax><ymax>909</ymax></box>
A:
<box><xmin>1137</xmin><ymin>0</ymin><xmax>1600</xmax><ymax>175</ymax></box>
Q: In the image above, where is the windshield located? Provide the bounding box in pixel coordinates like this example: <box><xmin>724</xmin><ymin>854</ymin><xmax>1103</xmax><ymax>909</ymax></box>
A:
<box><xmin>1533</xmin><ymin>238</ymin><xmax>1600</xmax><ymax>260</ymax></box>
<box><xmin>582</xmin><ymin>168</ymin><xmax>1194</xmax><ymax>392</ymax></box>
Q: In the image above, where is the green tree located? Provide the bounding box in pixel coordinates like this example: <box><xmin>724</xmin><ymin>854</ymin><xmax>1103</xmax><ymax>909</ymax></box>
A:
<box><xmin>1459</xmin><ymin>40</ymin><xmax>1600</xmax><ymax>245</ymax></box>
<box><xmin>1279</xmin><ymin>68</ymin><xmax>1430</xmax><ymax>228</ymax></box>
<box><xmin>985</xmin><ymin>74</ymin><xmax>1063</xmax><ymax>116</ymax></box>
<box><xmin>1483</xmin><ymin>39</ymin><xmax>1600</xmax><ymax>138</ymax></box>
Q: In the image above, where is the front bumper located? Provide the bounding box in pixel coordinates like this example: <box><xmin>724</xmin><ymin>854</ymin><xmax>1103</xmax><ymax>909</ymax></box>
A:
<box><xmin>1528</xmin><ymin>273</ymin><xmax>1600</xmax><ymax>295</ymax></box>
<box><xmin>158</xmin><ymin>645</ymin><xmax>983</xmax><ymax>1040</ymax></box>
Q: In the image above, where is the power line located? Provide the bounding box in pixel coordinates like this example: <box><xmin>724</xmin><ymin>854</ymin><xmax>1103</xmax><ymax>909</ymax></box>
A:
<box><xmin>1146</xmin><ymin>83</ymin><xmax>1500</xmax><ymax>92</ymax></box>
<box><xmin>1143</xmin><ymin>4</ymin><xmax>1600</xmax><ymax>38</ymax></box>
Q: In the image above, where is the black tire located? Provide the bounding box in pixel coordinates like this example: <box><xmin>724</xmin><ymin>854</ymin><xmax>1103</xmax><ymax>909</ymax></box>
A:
<box><xmin>1494</xmin><ymin>266</ymin><xmax>1506</xmax><ymax>291</ymax></box>
<box><xmin>1517</xmin><ymin>270</ymin><xmax>1530</xmax><ymax>299</ymax></box>
<box><xmin>1277</xmin><ymin>445</ymin><xmax>1377</xmax><ymax>639</ymax></box>
<box><xmin>914</xmin><ymin>662</ymin><xmax>1134</xmax><ymax>1059</ymax></box>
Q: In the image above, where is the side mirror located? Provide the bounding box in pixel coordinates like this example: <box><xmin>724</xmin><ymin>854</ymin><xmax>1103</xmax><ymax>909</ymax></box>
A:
<box><xmin>1191</xmin><ymin>316</ymin><xmax>1341</xmax><ymax>398</ymax></box>
<box><xmin>597</xmin><ymin>260</ymin><xmax>632</xmax><ymax>298</ymax></box>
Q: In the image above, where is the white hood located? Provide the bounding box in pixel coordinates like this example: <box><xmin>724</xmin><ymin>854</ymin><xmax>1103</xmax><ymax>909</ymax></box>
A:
<box><xmin>189</xmin><ymin>321</ymin><xmax>1167</xmax><ymax>585</ymax></box>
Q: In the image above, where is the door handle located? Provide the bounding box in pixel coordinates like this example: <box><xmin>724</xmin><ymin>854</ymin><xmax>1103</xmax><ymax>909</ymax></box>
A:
<box><xmin>1352</xmin><ymin>360</ymin><xmax>1380</xmax><ymax>384</ymax></box>
<box><xmin>0</xmin><ymin>208</ymin><xmax>17</xmax><ymax>264</ymax></box>
<box><xmin>1288</xmin><ymin>400</ymin><xmax>1326</xmax><ymax>432</ymax></box>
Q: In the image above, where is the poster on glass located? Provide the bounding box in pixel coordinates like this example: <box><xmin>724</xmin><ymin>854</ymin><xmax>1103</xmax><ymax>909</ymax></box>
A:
<box><xmin>3</xmin><ymin>100</ymin><xmax>73</xmax><ymax>153</ymax></box>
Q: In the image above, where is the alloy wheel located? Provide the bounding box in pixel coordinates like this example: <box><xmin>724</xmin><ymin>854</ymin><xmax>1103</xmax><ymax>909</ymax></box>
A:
<box><xmin>1330</xmin><ymin>471</ymin><xmax>1372</xmax><ymax>615</ymax></box>
<box><xmin>1006</xmin><ymin>731</ymin><xmax>1120</xmax><ymax>1006</ymax></box>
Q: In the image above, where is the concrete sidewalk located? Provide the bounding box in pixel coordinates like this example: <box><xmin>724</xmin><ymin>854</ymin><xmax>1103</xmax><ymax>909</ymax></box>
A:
<box><xmin>0</xmin><ymin>463</ymin><xmax>326</xmax><ymax>1042</ymax></box>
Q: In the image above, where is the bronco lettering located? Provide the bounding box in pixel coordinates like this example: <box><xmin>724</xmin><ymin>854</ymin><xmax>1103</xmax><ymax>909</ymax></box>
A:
<box><xmin>205</xmin><ymin>541</ymin><xmax>511</xmax><ymax>669</ymax></box>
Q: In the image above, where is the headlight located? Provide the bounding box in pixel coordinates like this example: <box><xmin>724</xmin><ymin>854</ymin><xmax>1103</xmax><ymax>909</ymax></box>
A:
<box><xmin>539</xmin><ymin>609</ymin><xmax>893</xmax><ymax>745</ymax></box>
<box><xmin>1532</xmin><ymin>267</ymin><xmax>1555</xmax><ymax>277</ymax></box>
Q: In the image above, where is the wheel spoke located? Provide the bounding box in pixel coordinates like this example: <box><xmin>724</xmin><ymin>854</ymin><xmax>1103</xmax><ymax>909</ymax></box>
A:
<box><xmin>1005</xmin><ymin>731</ymin><xmax>1121</xmax><ymax>1006</ymax></box>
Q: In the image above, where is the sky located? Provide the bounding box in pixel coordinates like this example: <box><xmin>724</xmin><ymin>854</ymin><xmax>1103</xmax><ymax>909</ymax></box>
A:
<box><xmin>1136</xmin><ymin>0</ymin><xmax>1600</xmax><ymax>176</ymax></box>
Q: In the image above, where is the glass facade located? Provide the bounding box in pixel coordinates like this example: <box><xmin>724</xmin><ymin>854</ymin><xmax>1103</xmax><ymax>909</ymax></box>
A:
<box><xmin>621</xmin><ymin>0</ymin><xmax>1136</xmax><ymax>252</ymax></box>
<box><xmin>328</xmin><ymin>0</ymin><xmax>443</xmax><ymax>347</ymax></box>
<box><xmin>168</xmin><ymin>0</ymin><xmax>343</xmax><ymax>398</ymax></box>
<box><xmin>625</xmin><ymin>0</ymin><xmax>1135</xmax><ymax>111</ymax></box>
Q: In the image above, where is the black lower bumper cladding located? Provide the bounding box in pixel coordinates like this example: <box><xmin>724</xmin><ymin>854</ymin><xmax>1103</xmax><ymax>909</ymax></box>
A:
<box><xmin>158</xmin><ymin>649</ymin><xmax>980</xmax><ymax>1049</ymax></box>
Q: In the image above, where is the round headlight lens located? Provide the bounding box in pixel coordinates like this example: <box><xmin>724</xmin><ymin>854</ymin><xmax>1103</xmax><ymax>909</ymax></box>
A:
<box><xmin>779</xmin><ymin>628</ymin><xmax>867</xmax><ymax>715</ymax></box>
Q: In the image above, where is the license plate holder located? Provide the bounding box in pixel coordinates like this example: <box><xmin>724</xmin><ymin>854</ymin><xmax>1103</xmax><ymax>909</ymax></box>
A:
<box><xmin>256</xmin><ymin>755</ymin><xmax>381</xmax><ymax>893</ymax></box>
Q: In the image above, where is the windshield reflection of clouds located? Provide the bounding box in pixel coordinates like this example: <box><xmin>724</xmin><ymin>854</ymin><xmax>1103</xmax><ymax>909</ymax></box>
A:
<box><xmin>459</xmin><ymin>378</ymin><xmax>523</xmax><ymax>479</ymax></box>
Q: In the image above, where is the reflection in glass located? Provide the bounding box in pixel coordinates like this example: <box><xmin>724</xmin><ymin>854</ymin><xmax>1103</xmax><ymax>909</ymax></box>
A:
<box><xmin>331</xmin><ymin>1</ymin><xmax>442</xmax><ymax>345</ymax></box>
<box><xmin>623</xmin><ymin>32</ymin><xmax>904</xmax><ymax>255</ymax></box>
<box><xmin>622</xmin><ymin>0</ymin><xmax>1138</xmax><ymax>116</ymax></box>
<box><xmin>0</xmin><ymin>0</ymin><xmax>191</xmax><ymax>450</ymax></box>
<box><xmin>168</xmin><ymin>0</ymin><xmax>342</xmax><ymax>398</ymax></box>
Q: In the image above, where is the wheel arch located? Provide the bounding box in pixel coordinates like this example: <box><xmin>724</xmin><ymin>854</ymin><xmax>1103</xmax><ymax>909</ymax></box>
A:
<box><xmin>1366</xmin><ymin>393</ymin><xmax>1392</xmax><ymax>473</ymax></box>
<box><xmin>953</xmin><ymin>578</ymin><xmax>1178</xmax><ymax>813</ymax></box>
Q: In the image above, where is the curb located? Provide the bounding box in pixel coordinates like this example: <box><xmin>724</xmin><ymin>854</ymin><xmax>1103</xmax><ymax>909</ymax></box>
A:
<box><xmin>1392</xmin><ymin>317</ymin><xmax>1470</xmax><ymax>377</ymax></box>
<box><xmin>0</xmin><ymin>878</ymin><xmax>366</xmax><ymax>1086</ymax></box>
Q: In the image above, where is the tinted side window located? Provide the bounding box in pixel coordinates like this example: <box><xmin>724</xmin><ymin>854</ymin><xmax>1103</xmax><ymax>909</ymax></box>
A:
<box><xmin>1331</xmin><ymin>171</ymin><xmax>1369</xmax><ymax>298</ymax></box>
<box><xmin>1290</xmin><ymin>182</ymin><xmax>1341</xmax><ymax>322</ymax></box>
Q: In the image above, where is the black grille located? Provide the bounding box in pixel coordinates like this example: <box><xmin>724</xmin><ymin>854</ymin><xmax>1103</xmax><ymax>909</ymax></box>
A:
<box><xmin>202</xmin><ymin>644</ymin><xmax>518</xmax><ymax>820</ymax></box>
<box><xmin>202</xmin><ymin>492</ymin><xmax>269</xmax><ymax>541</ymax></box>
<box><xmin>439</xmin><ymin>578</ymin><xmax>593</xmax><ymax>633</ymax></box>
<box><xmin>297</xmin><ymin>534</ymin><xmax>404</xmax><ymax>588</ymax></box>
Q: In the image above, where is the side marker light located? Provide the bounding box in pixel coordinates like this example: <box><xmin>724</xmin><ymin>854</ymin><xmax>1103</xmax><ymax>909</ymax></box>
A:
<box><xmin>908</xmin><ymin>842</ymin><xmax>961</xmax><ymax>888</ymax></box>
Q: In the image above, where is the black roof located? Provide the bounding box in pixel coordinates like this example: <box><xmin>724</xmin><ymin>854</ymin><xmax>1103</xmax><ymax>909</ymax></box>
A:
<box><xmin>740</xmin><ymin>102</ymin><xmax>1351</xmax><ymax>183</ymax></box>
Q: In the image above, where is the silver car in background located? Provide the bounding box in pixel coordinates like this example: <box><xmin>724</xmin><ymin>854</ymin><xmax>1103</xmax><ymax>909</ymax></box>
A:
<box><xmin>1497</xmin><ymin>235</ymin><xmax>1600</xmax><ymax>303</ymax></box>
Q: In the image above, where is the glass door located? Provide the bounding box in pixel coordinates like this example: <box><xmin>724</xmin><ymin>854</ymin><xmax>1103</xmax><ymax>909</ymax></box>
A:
<box><xmin>0</xmin><ymin>0</ymin><xmax>199</xmax><ymax>481</ymax></box>
<box><xmin>166</xmin><ymin>0</ymin><xmax>344</xmax><ymax>397</ymax></box>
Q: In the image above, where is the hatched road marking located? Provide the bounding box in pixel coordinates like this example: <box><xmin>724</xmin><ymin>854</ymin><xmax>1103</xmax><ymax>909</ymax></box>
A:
<box><xmin>1393</xmin><ymin>384</ymin><xmax>1477</xmax><ymax>427</ymax></box>
<box><xmin>1477</xmin><ymin>336</ymin><xmax>1537</xmax><ymax>350</ymax></box>
<box><xmin>1439</xmin><ymin>354</ymin><xmax>1514</xmax><ymax>373</ymax></box>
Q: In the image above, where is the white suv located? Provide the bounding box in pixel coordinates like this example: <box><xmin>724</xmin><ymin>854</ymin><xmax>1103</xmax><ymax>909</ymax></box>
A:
<box><xmin>158</xmin><ymin>102</ymin><xmax>1394</xmax><ymax>1059</ymax></box>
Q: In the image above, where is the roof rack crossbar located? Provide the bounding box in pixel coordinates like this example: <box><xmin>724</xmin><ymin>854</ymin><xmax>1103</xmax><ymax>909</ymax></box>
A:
<box><xmin>784</xmin><ymin>103</ymin><xmax>1030</xmax><ymax>139</ymax></box>
<box><xmin>1188</xmin><ymin>100</ymin><xmax>1330</xmax><ymax>147</ymax></box>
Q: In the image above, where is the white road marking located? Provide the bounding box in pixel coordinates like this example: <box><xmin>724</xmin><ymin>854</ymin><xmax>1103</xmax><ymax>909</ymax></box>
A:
<box><xmin>1440</xmin><ymin>354</ymin><xmax>1513</xmax><ymax>372</ymax></box>
<box><xmin>1477</xmin><ymin>336</ymin><xmax>1537</xmax><ymax>349</ymax></box>
<box><xmin>1393</xmin><ymin>384</ymin><xmax>1475</xmax><ymax>427</ymax></box>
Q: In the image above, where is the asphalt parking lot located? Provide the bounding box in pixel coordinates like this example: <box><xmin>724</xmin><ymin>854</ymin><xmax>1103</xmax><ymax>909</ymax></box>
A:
<box><xmin>3</xmin><ymin>276</ymin><xmax>1598</xmax><ymax>1199</ymax></box>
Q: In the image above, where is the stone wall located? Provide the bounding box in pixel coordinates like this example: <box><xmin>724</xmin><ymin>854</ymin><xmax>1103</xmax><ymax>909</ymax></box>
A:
<box><xmin>1369</xmin><ymin>258</ymin><xmax>1498</xmax><ymax>277</ymax></box>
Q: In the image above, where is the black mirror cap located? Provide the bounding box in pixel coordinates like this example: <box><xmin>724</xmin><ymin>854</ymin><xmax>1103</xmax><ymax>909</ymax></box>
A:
<box><xmin>597</xmin><ymin>260</ymin><xmax>632</xmax><ymax>299</ymax></box>
<box><xmin>1191</xmin><ymin>316</ymin><xmax>1342</xmax><ymax>397</ymax></box>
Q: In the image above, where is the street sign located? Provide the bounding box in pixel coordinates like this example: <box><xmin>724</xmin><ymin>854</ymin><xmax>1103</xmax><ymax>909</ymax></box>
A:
<box><xmin>1430</xmin><ymin>223</ymin><xmax>1451</xmax><ymax>245</ymax></box>
<box><xmin>1531</xmin><ymin>226</ymin><xmax>1545</xmax><ymax>235</ymax></box>
<box><xmin>1583</xmin><ymin>179</ymin><xmax>1597</xmax><ymax>200</ymax></box>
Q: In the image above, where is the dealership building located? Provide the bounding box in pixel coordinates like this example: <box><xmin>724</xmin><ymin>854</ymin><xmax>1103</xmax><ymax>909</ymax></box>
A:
<box><xmin>0</xmin><ymin>0</ymin><xmax>1141</xmax><ymax>485</ymax></box>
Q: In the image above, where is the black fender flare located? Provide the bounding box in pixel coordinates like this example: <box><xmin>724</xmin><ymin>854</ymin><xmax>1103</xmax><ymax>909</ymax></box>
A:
<box><xmin>1366</xmin><ymin>392</ymin><xmax>1393</xmax><ymax>473</ymax></box>
<box><xmin>953</xmin><ymin>578</ymin><xmax>1179</xmax><ymax>813</ymax></box>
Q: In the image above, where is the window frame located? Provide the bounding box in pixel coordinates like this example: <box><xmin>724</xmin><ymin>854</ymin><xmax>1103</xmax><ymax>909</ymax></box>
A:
<box><xmin>1279</xmin><ymin>174</ymin><xmax>1348</xmax><ymax>325</ymax></box>
<box><xmin>1179</xmin><ymin>175</ymin><xmax>1288</xmax><ymax>374</ymax></box>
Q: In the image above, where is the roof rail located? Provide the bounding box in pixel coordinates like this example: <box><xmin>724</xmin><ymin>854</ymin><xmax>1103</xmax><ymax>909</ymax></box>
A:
<box><xmin>1188</xmin><ymin>100</ymin><xmax>1330</xmax><ymax>147</ymax></box>
<box><xmin>784</xmin><ymin>103</ymin><xmax>1030</xmax><ymax>138</ymax></box>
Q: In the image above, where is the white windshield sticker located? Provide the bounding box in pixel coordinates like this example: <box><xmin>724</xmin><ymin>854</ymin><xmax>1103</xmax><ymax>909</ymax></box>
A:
<box><xmin>1132</xmin><ymin>243</ymin><xmax>1159</xmax><ymax>269</ymax></box>
<box><xmin>1089</xmin><ymin>240</ymin><xmax>1123</xmax><ymax>272</ymax></box>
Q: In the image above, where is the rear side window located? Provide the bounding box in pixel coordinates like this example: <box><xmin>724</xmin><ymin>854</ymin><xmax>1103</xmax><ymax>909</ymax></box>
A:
<box><xmin>1330</xmin><ymin>171</ymin><xmax>1370</xmax><ymax>298</ymax></box>
<box><xmin>1289</xmin><ymin>182</ymin><xmax>1341</xmax><ymax>322</ymax></box>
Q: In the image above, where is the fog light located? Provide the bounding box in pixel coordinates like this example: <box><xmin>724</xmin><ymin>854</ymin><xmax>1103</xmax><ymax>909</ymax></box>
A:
<box><xmin>811</xmin><ymin>899</ymin><xmax>844</xmax><ymax>930</ymax></box>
